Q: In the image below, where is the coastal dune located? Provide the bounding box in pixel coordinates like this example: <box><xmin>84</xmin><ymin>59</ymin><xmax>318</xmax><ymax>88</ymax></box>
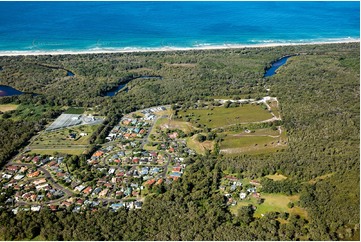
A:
<box><xmin>0</xmin><ymin>39</ymin><xmax>359</xmax><ymax>57</ymax></box>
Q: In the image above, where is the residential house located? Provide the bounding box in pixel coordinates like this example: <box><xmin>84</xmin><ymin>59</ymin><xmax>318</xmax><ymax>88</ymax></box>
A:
<box><xmin>99</xmin><ymin>189</ymin><xmax>108</xmax><ymax>197</ymax></box>
<box><xmin>31</xmin><ymin>206</ymin><xmax>41</xmax><ymax>212</ymax></box>
<box><xmin>83</xmin><ymin>186</ymin><xmax>93</xmax><ymax>195</ymax></box>
<box><xmin>33</xmin><ymin>178</ymin><xmax>47</xmax><ymax>185</ymax></box>
<box><xmin>6</xmin><ymin>166</ymin><xmax>19</xmax><ymax>172</ymax></box>
<box><xmin>14</xmin><ymin>174</ymin><xmax>24</xmax><ymax>180</ymax></box>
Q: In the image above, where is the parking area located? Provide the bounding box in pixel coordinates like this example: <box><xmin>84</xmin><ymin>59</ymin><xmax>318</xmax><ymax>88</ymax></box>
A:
<box><xmin>46</xmin><ymin>114</ymin><xmax>104</xmax><ymax>131</ymax></box>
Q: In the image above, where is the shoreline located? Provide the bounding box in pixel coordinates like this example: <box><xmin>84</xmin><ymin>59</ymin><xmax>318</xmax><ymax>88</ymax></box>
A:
<box><xmin>0</xmin><ymin>39</ymin><xmax>359</xmax><ymax>57</ymax></box>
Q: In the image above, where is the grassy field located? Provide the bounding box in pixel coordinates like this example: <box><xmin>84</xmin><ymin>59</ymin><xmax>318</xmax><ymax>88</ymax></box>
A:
<box><xmin>29</xmin><ymin>124</ymin><xmax>100</xmax><ymax>155</ymax></box>
<box><xmin>153</xmin><ymin>108</ymin><xmax>173</xmax><ymax>117</ymax></box>
<box><xmin>221</xmin><ymin>135</ymin><xmax>276</xmax><ymax>149</ymax></box>
<box><xmin>0</xmin><ymin>104</ymin><xmax>18</xmax><ymax>112</ymax></box>
<box><xmin>32</xmin><ymin>124</ymin><xmax>99</xmax><ymax>146</ymax></box>
<box><xmin>30</xmin><ymin>148</ymin><xmax>85</xmax><ymax>156</ymax></box>
<box><xmin>226</xmin><ymin>127</ymin><xmax>280</xmax><ymax>136</ymax></box>
<box><xmin>150</xmin><ymin>117</ymin><xmax>194</xmax><ymax>138</ymax></box>
<box><xmin>230</xmin><ymin>193</ymin><xmax>308</xmax><ymax>219</ymax></box>
<box><xmin>268</xmin><ymin>100</ymin><xmax>280</xmax><ymax>118</ymax></box>
<box><xmin>308</xmin><ymin>173</ymin><xmax>335</xmax><ymax>184</ymax></box>
<box><xmin>186</xmin><ymin>135</ymin><xmax>214</xmax><ymax>155</ymax></box>
<box><xmin>64</xmin><ymin>107</ymin><xmax>84</xmax><ymax>114</ymax></box>
<box><xmin>178</xmin><ymin>104</ymin><xmax>273</xmax><ymax>129</ymax></box>
<box><xmin>220</xmin><ymin>126</ymin><xmax>287</xmax><ymax>155</ymax></box>
<box><xmin>5</xmin><ymin>104</ymin><xmax>61</xmax><ymax>122</ymax></box>
<box><xmin>265</xmin><ymin>173</ymin><xmax>288</xmax><ymax>181</ymax></box>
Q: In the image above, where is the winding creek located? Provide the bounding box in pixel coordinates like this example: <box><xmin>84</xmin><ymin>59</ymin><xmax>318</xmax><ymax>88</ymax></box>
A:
<box><xmin>0</xmin><ymin>56</ymin><xmax>292</xmax><ymax>98</ymax></box>
<box><xmin>264</xmin><ymin>55</ymin><xmax>293</xmax><ymax>77</ymax></box>
<box><xmin>0</xmin><ymin>85</ymin><xmax>23</xmax><ymax>97</ymax></box>
<box><xmin>105</xmin><ymin>75</ymin><xmax>162</xmax><ymax>97</ymax></box>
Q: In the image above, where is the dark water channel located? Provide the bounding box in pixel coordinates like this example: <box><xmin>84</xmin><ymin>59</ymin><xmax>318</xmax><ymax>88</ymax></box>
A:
<box><xmin>0</xmin><ymin>85</ymin><xmax>23</xmax><ymax>97</ymax></box>
<box><xmin>105</xmin><ymin>76</ymin><xmax>162</xmax><ymax>97</ymax></box>
<box><xmin>264</xmin><ymin>56</ymin><xmax>292</xmax><ymax>77</ymax></box>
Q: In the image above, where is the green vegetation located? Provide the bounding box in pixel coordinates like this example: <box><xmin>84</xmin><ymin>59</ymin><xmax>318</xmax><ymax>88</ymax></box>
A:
<box><xmin>0</xmin><ymin>42</ymin><xmax>359</xmax><ymax>241</ymax></box>
<box><xmin>186</xmin><ymin>135</ymin><xmax>214</xmax><ymax>155</ymax></box>
<box><xmin>220</xmin><ymin>134</ymin><xmax>284</xmax><ymax>155</ymax></box>
<box><xmin>265</xmin><ymin>173</ymin><xmax>288</xmax><ymax>181</ymax></box>
<box><xmin>230</xmin><ymin>194</ymin><xmax>307</xmax><ymax>219</ymax></box>
<box><xmin>0</xmin><ymin>103</ymin><xmax>18</xmax><ymax>112</ymax></box>
<box><xmin>178</xmin><ymin>104</ymin><xmax>273</xmax><ymax>129</ymax></box>
<box><xmin>64</xmin><ymin>107</ymin><xmax>84</xmax><ymax>114</ymax></box>
<box><xmin>30</xmin><ymin>149</ymin><xmax>85</xmax><ymax>156</ymax></box>
<box><xmin>28</xmin><ymin>124</ymin><xmax>100</xmax><ymax>155</ymax></box>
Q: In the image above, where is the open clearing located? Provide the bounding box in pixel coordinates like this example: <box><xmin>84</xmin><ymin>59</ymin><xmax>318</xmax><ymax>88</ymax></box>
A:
<box><xmin>152</xmin><ymin>117</ymin><xmax>194</xmax><ymax>136</ymax></box>
<box><xmin>186</xmin><ymin>135</ymin><xmax>214</xmax><ymax>155</ymax></box>
<box><xmin>220</xmin><ymin>126</ymin><xmax>287</xmax><ymax>155</ymax></box>
<box><xmin>29</xmin><ymin>124</ymin><xmax>100</xmax><ymax>155</ymax></box>
<box><xmin>220</xmin><ymin>135</ymin><xmax>284</xmax><ymax>155</ymax></box>
<box><xmin>0</xmin><ymin>104</ymin><xmax>18</xmax><ymax>112</ymax></box>
<box><xmin>230</xmin><ymin>193</ymin><xmax>308</xmax><ymax>219</ymax></box>
<box><xmin>265</xmin><ymin>173</ymin><xmax>288</xmax><ymax>181</ymax></box>
<box><xmin>178</xmin><ymin>104</ymin><xmax>273</xmax><ymax>129</ymax></box>
<box><xmin>33</xmin><ymin>125</ymin><xmax>100</xmax><ymax>146</ymax></box>
<box><xmin>30</xmin><ymin>148</ymin><xmax>85</xmax><ymax>156</ymax></box>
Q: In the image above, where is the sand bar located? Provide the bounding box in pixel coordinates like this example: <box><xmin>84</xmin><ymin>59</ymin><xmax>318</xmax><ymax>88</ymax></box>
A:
<box><xmin>0</xmin><ymin>39</ymin><xmax>359</xmax><ymax>57</ymax></box>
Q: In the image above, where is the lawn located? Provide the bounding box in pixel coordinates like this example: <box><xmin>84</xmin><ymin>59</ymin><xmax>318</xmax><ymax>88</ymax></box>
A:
<box><xmin>230</xmin><ymin>193</ymin><xmax>308</xmax><ymax>219</ymax></box>
<box><xmin>64</xmin><ymin>107</ymin><xmax>84</xmax><ymax>114</ymax></box>
<box><xmin>178</xmin><ymin>104</ymin><xmax>273</xmax><ymax>129</ymax></box>
<box><xmin>0</xmin><ymin>104</ymin><xmax>18</xmax><ymax>112</ymax></box>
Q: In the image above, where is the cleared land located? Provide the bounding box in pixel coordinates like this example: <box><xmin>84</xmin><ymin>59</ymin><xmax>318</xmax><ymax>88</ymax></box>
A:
<box><xmin>33</xmin><ymin>125</ymin><xmax>100</xmax><ymax>146</ymax></box>
<box><xmin>30</xmin><ymin>148</ymin><xmax>85</xmax><ymax>156</ymax></box>
<box><xmin>0</xmin><ymin>104</ymin><xmax>18</xmax><ymax>112</ymax></box>
<box><xmin>178</xmin><ymin>104</ymin><xmax>273</xmax><ymax>129</ymax></box>
<box><xmin>64</xmin><ymin>107</ymin><xmax>85</xmax><ymax>114</ymax></box>
<box><xmin>265</xmin><ymin>174</ymin><xmax>288</xmax><ymax>181</ymax></box>
<box><xmin>267</xmin><ymin>100</ymin><xmax>281</xmax><ymax>118</ymax></box>
<box><xmin>186</xmin><ymin>135</ymin><xmax>214</xmax><ymax>155</ymax></box>
<box><xmin>30</xmin><ymin>124</ymin><xmax>100</xmax><ymax>155</ymax></box>
<box><xmin>220</xmin><ymin>126</ymin><xmax>287</xmax><ymax>155</ymax></box>
<box><xmin>230</xmin><ymin>193</ymin><xmax>308</xmax><ymax>219</ymax></box>
<box><xmin>220</xmin><ymin>135</ymin><xmax>282</xmax><ymax>155</ymax></box>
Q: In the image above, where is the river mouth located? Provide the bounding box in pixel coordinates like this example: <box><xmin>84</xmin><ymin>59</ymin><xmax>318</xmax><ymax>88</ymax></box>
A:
<box><xmin>264</xmin><ymin>55</ymin><xmax>293</xmax><ymax>77</ymax></box>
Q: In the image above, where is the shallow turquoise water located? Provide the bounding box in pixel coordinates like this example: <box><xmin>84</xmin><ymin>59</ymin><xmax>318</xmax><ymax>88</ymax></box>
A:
<box><xmin>0</xmin><ymin>2</ymin><xmax>359</xmax><ymax>51</ymax></box>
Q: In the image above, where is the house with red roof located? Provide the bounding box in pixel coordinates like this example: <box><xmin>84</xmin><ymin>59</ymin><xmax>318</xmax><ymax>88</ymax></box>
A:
<box><xmin>83</xmin><ymin>186</ymin><xmax>93</xmax><ymax>195</ymax></box>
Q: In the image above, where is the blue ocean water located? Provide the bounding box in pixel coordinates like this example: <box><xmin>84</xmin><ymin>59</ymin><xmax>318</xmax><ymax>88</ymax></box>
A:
<box><xmin>0</xmin><ymin>1</ymin><xmax>359</xmax><ymax>52</ymax></box>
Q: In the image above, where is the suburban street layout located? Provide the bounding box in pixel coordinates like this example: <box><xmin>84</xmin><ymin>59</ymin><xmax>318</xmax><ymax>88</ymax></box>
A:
<box><xmin>1</xmin><ymin>97</ymin><xmax>288</xmax><ymax>214</ymax></box>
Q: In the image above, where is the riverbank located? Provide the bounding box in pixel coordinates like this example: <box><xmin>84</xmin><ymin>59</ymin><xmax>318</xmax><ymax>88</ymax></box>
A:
<box><xmin>0</xmin><ymin>39</ymin><xmax>359</xmax><ymax>57</ymax></box>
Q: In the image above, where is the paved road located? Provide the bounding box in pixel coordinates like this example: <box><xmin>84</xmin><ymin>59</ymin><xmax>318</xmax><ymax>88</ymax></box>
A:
<box><xmin>161</xmin><ymin>154</ymin><xmax>172</xmax><ymax>178</ymax></box>
<box><xmin>8</xmin><ymin>162</ymin><xmax>74</xmax><ymax>197</ymax></box>
<box><xmin>139</xmin><ymin>115</ymin><xmax>166</xmax><ymax>149</ymax></box>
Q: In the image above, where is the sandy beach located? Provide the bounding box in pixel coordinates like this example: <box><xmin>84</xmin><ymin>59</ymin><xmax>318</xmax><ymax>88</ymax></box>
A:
<box><xmin>0</xmin><ymin>39</ymin><xmax>359</xmax><ymax>57</ymax></box>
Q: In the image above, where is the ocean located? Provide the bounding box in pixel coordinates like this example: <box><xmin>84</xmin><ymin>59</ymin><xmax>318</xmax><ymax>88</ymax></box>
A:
<box><xmin>0</xmin><ymin>1</ymin><xmax>359</xmax><ymax>52</ymax></box>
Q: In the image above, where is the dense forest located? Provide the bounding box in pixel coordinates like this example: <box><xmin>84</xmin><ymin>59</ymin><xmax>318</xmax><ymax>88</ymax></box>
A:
<box><xmin>0</xmin><ymin>42</ymin><xmax>359</xmax><ymax>240</ymax></box>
